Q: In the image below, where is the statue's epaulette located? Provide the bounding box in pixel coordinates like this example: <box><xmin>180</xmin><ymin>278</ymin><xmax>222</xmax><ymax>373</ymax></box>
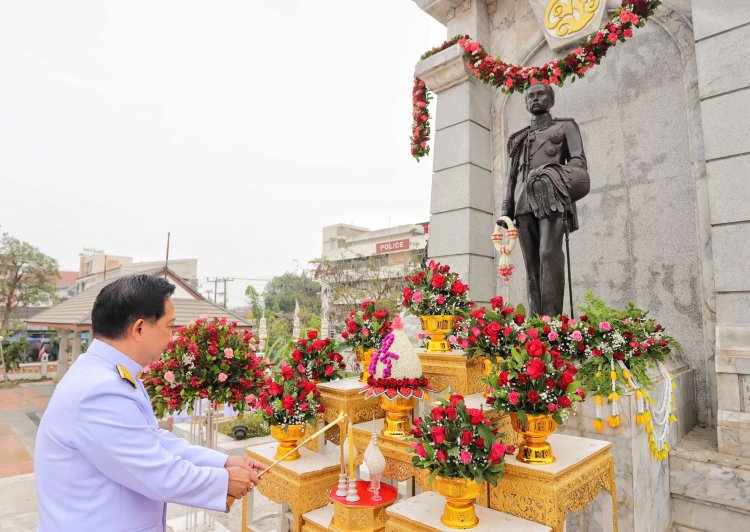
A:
<box><xmin>116</xmin><ymin>364</ymin><xmax>137</xmax><ymax>388</ymax></box>
<box><xmin>507</xmin><ymin>126</ymin><xmax>530</xmax><ymax>156</ymax></box>
<box><xmin>553</xmin><ymin>117</ymin><xmax>577</xmax><ymax>123</ymax></box>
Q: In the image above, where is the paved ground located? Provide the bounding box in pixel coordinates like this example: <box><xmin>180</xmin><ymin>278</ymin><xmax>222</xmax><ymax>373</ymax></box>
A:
<box><xmin>0</xmin><ymin>381</ymin><xmax>285</xmax><ymax>531</ymax></box>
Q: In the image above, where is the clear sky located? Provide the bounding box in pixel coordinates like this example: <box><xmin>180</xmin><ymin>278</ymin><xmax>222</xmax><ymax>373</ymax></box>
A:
<box><xmin>0</xmin><ymin>1</ymin><xmax>445</xmax><ymax>306</ymax></box>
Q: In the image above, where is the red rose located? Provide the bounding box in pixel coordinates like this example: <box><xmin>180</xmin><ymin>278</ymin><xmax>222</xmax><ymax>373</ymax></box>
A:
<box><xmin>436</xmin><ymin>449</ymin><xmax>447</xmax><ymax>462</ymax></box>
<box><xmin>280</xmin><ymin>364</ymin><xmax>294</xmax><ymax>380</ymax></box>
<box><xmin>414</xmin><ymin>444</ymin><xmax>427</xmax><ymax>458</ymax></box>
<box><xmin>558</xmin><ymin>371</ymin><xmax>574</xmax><ymax>389</ymax></box>
<box><xmin>527</xmin><ymin>390</ymin><xmax>540</xmax><ymax>404</ymax></box>
<box><xmin>461</xmin><ymin>430</ymin><xmax>473</xmax><ymax>446</ymax></box>
<box><xmin>490</xmin><ymin>296</ymin><xmax>504</xmax><ymax>309</ymax></box>
<box><xmin>403</xmin><ymin>286</ymin><xmax>413</xmax><ymax>301</ymax></box>
<box><xmin>475</xmin><ymin>437</ymin><xmax>485</xmax><ymax>448</ymax></box>
<box><xmin>484</xmin><ymin>321</ymin><xmax>501</xmax><ymax>336</ymax></box>
<box><xmin>430</xmin><ymin>426</ymin><xmax>447</xmax><ymax>445</ymax></box>
<box><xmin>431</xmin><ymin>272</ymin><xmax>446</xmax><ymax>288</ymax></box>
<box><xmin>468</xmin><ymin>408</ymin><xmax>484</xmax><ymax>425</ymax></box>
<box><xmin>487</xmin><ymin>442</ymin><xmax>507</xmax><ymax>464</ymax></box>
<box><xmin>497</xmin><ymin>371</ymin><xmax>509</xmax><ymax>386</ymax></box>
<box><xmin>514</xmin><ymin>313</ymin><xmax>525</xmax><ymax>325</ymax></box>
<box><xmin>282</xmin><ymin>394</ymin><xmax>295</xmax><ymax>410</ymax></box>
<box><xmin>307</xmin><ymin>330</ymin><xmax>318</xmax><ymax>340</ymax></box>
<box><xmin>268</xmin><ymin>381</ymin><xmax>283</xmax><ymax>396</ymax></box>
<box><xmin>558</xmin><ymin>396</ymin><xmax>572</xmax><ymax>408</ymax></box>
<box><xmin>449</xmin><ymin>394</ymin><xmax>464</xmax><ymax>406</ymax></box>
<box><xmin>446</xmin><ymin>407</ymin><xmax>457</xmax><ymax>420</ymax></box>
<box><xmin>312</xmin><ymin>340</ymin><xmax>325</xmax><ymax>351</ymax></box>
<box><xmin>524</xmin><ymin>339</ymin><xmax>546</xmax><ymax>357</ymax></box>
<box><xmin>324</xmin><ymin>365</ymin><xmax>334</xmax><ymax>376</ymax></box>
<box><xmin>450</xmin><ymin>280</ymin><xmax>468</xmax><ymax>295</ymax></box>
<box><xmin>432</xmin><ymin>407</ymin><xmax>446</xmax><ymax>421</ymax></box>
<box><xmin>501</xmin><ymin>307</ymin><xmax>515</xmax><ymax>316</ymax></box>
<box><xmin>526</xmin><ymin>358</ymin><xmax>546</xmax><ymax>380</ymax></box>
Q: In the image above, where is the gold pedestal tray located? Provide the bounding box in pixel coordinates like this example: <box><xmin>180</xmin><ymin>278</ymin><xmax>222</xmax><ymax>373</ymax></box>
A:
<box><xmin>489</xmin><ymin>433</ymin><xmax>618</xmax><ymax>532</ymax></box>
<box><xmin>241</xmin><ymin>441</ymin><xmax>340</xmax><ymax>532</ymax></box>
<box><xmin>418</xmin><ymin>351</ymin><xmax>484</xmax><ymax>396</ymax></box>
<box><xmin>317</xmin><ymin>377</ymin><xmax>384</xmax><ymax>445</ymax></box>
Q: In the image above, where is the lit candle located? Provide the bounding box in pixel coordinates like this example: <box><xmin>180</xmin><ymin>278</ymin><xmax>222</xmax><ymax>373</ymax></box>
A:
<box><xmin>348</xmin><ymin>425</ymin><xmax>355</xmax><ymax>481</ymax></box>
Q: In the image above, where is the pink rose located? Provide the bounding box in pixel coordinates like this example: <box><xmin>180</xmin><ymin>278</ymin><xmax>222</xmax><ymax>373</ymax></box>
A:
<box><xmin>548</xmin><ymin>403</ymin><xmax>559</xmax><ymax>412</ymax></box>
<box><xmin>361</xmin><ymin>327</ymin><xmax>370</xmax><ymax>337</ymax></box>
<box><xmin>599</xmin><ymin>321</ymin><xmax>612</xmax><ymax>332</ymax></box>
<box><xmin>413</xmin><ymin>291</ymin><xmax>423</xmax><ymax>303</ymax></box>
<box><xmin>460</xmin><ymin>450</ymin><xmax>472</xmax><ymax>464</ymax></box>
<box><xmin>541</xmin><ymin>315</ymin><xmax>552</xmax><ymax>323</ymax></box>
<box><xmin>548</xmin><ymin>331</ymin><xmax>558</xmax><ymax>342</ymax></box>
<box><xmin>437</xmin><ymin>295</ymin><xmax>445</xmax><ymax>304</ymax></box>
<box><xmin>164</xmin><ymin>371</ymin><xmax>175</xmax><ymax>383</ymax></box>
<box><xmin>571</xmin><ymin>330</ymin><xmax>583</xmax><ymax>342</ymax></box>
<box><xmin>218</xmin><ymin>372</ymin><xmax>228</xmax><ymax>383</ymax></box>
<box><xmin>224</xmin><ymin>348</ymin><xmax>234</xmax><ymax>359</ymax></box>
<box><xmin>568</xmin><ymin>319</ymin><xmax>578</xmax><ymax>327</ymax></box>
<box><xmin>508</xmin><ymin>391</ymin><xmax>519</xmax><ymax>405</ymax></box>
<box><xmin>517</xmin><ymin>332</ymin><xmax>528</xmax><ymax>343</ymax></box>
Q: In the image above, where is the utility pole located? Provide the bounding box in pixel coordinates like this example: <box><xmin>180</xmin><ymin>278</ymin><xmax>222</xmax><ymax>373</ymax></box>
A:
<box><xmin>206</xmin><ymin>277</ymin><xmax>234</xmax><ymax>307</ymax></box>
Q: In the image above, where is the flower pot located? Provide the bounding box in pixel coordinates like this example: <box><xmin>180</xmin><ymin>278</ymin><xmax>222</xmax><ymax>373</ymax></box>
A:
<box><xmin>510</xmin><ymin>412</ymin><xmax>557</xmax><ymax>464</ymax></box>
<box><xmin>355</xmin><ymin>347</ymin><xmax>375</xmax><ymax>383</ymax></box>
<box><xmin>433</xmin><ymin>476</ymin><xmax>482</xmax><ymax>529</ymax></box>
<box><xmin>419</xmin><ymin>315</ymin><xmax>455</xmax><ymax>353</ymax></box>
<box><xmin>270</xmin><ymin>424</ymin><xmax>305</xmax><ymax>461</ymax></box>
<box><xmin>379</xmin><ymin>395</ymin><xmax>416</xmax><ymax>438</ymax></box>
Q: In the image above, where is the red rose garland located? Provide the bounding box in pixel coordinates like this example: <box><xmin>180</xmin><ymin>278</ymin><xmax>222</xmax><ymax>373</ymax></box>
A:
<box><xmin>411</xmin><ymin>0</ymin><xmax>661</xmax><ymax>160</ymax></box>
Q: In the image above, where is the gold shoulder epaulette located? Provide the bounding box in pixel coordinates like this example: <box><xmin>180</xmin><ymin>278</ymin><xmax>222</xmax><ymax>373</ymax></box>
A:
<box><xmin>116</xmin><ymin>364</ymin><xmax>137</xmax><ymax>388</ymax></box>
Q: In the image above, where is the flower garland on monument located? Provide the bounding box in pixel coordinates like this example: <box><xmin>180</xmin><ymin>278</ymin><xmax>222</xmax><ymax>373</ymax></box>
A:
<box><xmin>142</xmin><ymin>316</ymin><xmax>268</xmax><ymax>418</ymax></box>
<box><xmin>410</xmin><ymin>0</ymin><xmax>662</xmax><ymax>160</ymax></box>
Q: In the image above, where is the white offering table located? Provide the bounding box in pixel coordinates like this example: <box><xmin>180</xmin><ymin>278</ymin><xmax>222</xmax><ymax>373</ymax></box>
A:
<box><xmin>385</xmin><ymin>491</ymin><xmax>552</xmax><ymax>531</ymax></box>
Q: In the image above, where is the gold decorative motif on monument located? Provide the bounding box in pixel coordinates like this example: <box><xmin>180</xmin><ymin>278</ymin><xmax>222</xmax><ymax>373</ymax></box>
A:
<box><xmin>544</xmin><ymin>0</ymin><xmax>600</xmax><ymax>36</ymax></box>
<box><xmin>418</xmin><ymin>352</ymin><xmax>484</xmax><ymax>395</ymax></box>
<box><xmin>489</xmin><ymin>442</ymin><xmax>618</xmax><ymax>532</ymax></box>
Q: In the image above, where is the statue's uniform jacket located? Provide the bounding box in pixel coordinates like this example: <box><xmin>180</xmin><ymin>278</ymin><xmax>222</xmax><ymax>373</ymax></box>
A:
<box><xmin>35</xmin><ymin>339</ymin><xmax>229</xmax><ymax>532</ymax></box>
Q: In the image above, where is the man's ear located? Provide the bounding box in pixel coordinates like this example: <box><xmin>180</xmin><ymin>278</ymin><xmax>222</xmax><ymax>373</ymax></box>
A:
<box><xmin>130</xmin><ymin>318</ymin><xmax>146</xmax><ymax>341</ymax></box>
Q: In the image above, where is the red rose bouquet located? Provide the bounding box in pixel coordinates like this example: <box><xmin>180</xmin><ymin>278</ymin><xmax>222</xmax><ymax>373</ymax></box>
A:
<box><xmin>410</xmin><ymin>394</ymin><xmax>514</xmax><ymax>486</ymax></box>
<box><xmin>288</xmin><ymin>329</ymin><xmax>345</xmax><ymax>382</ymax></box>
<box><xmin>462</xmin><ymin>296</ymin><xmax>527</xmax><ymax>361</ymax></box>
<box><xmin>486</xmin><ymin>338</ymin><xmax>584</xmax><ymax>425</ymax></box>
<box><xmin>257</xmin><ymin>360</ymin><xmax>325</xmax><ymax>427</ymax></box>
<box><xmin>401</xmin><ymin>260</ymin><xmax>470</xmax><ymax>316</ymax></box>
<box><xmin>341</xmin><ymin>300</ymin><xmax>393</xmax><ymax>352</ymax></box>
<box><xmin>142</xmin><ymin>316</ymin><xmax>268</xmax><ymax>418</ymax></box>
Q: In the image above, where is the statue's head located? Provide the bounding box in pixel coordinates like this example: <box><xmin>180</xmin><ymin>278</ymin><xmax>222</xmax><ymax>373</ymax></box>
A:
<box><xmin>525</xmin><ymin>84</ymin><xmax>555</xmax><ymax>116</ymax></box>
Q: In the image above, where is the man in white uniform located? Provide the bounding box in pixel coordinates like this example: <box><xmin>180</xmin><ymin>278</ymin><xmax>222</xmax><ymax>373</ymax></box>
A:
<box><xmin>35</xmin><ymin>274</ymin><xmax>262</xmax><ymax>531</ymax></box>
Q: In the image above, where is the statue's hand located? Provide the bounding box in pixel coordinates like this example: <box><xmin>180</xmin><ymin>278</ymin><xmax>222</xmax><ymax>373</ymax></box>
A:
<box><xmin>496</xmin><ymin>218</ymin><xmax>508</xmax><ymax>229</ymax></box>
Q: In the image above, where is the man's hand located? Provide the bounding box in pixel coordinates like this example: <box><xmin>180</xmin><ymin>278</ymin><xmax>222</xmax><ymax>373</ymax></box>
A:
<box><xmin>225</xmin><ymin>455</ymin><xmax>264</xmax><ymax>476</ymax></box>
<box><xmin>226</xmin><ymin>467</ymin><xmax>257</xmax><ymax>499</ymax></box>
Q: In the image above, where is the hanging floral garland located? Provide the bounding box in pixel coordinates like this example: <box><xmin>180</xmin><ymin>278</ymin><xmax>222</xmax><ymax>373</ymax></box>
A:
<box><xmin>410</xmin><ymin>0</ymin><xmax>661</xmax><ymax>160</ymax></box>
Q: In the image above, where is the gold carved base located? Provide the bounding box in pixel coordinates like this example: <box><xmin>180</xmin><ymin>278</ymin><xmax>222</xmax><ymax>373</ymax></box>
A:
<box><xmin>419</xmin><ymin>315</ymin><xmax>455</xmax><ymax>354</ymax></box>
<box><xmin>433</xmin><ymin>476</ymin><xmax>482</xmax><ymax>529</ymax></box>
<box><xmin>318</xmin><ymin>379</ymin><xmax>384</xmax><ymax>445</ymax></box>
<box><xmin>418</xmin><ymin>351</ymin><xmax>483</xmax><ymax>396</ymax></box>
<box><xmin>380</xmin><ymin>395</ymin><xmax>416</xmax><ymax>438</ymax></box>
<box><xmin>270</xmin><ymin>424</ymin><xmax>305</xmax><ymax>461</ymax></box>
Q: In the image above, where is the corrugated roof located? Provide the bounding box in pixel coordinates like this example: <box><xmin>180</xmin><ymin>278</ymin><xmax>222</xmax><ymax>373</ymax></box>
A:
<box><xmin>27</xmin><ymin>268</ymin><xmax>251</xmax><ymax>330</ymax></box>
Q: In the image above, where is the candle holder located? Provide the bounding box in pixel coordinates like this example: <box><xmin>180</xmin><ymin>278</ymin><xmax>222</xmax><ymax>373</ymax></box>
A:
<box><xmin>345</xmin><ymin>476</ymin><xmax>360</xmax><ymax>502</ymax></box>
<box><xmin>335</xmin><ymin>469</ymin><xmax>348</xmax><ymax>497</ymax></box>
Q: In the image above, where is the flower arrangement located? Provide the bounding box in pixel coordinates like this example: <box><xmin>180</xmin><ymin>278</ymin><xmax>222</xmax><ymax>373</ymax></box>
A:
<box><xmin>288</xmin><ymin>329</ymin><xmax>345</xmax><ymax>382</ymax></box>
<box><xmin>461</xmin><ymin>296</ymin><xmax>527</xmax><ymax>361</ymax></box>
<box><xmin>411</xmin><ymin>393</ymin><xmax>514</xmax><ymax>486</ymax></box>
<box><xmin>362</xmin><ymin>316</ymin><xmax>433</xmax><ymax>400</ymax></box>
<box><xmin>411</xmin><ymin>0</ymin><xmax>661</xmax><ymax>160</ymax></box>
<box><xmin>401</xmin><ymin>260</ymin><xmax>470</xmax><ymax>316</ymax></box>
<box><xmin>142</xmin><ymin>316</ymin><xmax>268</xmax><ymax>418</ymax></box>
<box><xmin>486</xmin><ymin>340</ymin><xmax>584</xmax><ymax>425</ymax></box>
<box><xmin>341</xmin><ymin>300</ymin><xmax>393</xmax><ymax>352</ymax></box>
<box><xmin>257</xmin><ymin>360</ymin><xmax>325</xmax><ymax>427</ymax></box>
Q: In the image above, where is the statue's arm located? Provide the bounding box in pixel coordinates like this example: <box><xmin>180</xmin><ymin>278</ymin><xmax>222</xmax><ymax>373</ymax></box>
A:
<box><xmin>565</xmin><ymin>120</ymin><xmax>588</xmax><ymax>170</ymax></box>
<box><xmin>500</xmin><ymin>161</ymin><xmax>516</xmax><ymax>221</ymax></box>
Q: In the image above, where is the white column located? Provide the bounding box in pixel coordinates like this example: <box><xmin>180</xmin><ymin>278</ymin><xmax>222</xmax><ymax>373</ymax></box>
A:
<box><xmin>72</xmin><ymin>331</ymin><xmax>82</xmax><ymax>362</ymax></box>
<box><xmin>415</xmin><ymin>44</ymin><xmax>495</xmax><ymax>305</ymax></box>
<box><xmin>56</xmin><ymin>330</ymin><xmax>69</xmax><ymax>381</ymax></box>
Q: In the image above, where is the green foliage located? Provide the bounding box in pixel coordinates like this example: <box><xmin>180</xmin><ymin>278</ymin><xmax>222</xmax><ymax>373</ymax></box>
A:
<box><xmin>219</xmin><ymin>411</ymin><xmax>270</xmax><ymax>440</ymax></box>
<box><xmin>0</xmin><ymin>334</ymin><xmax>28</xmax><ymax>371</ymax></box>
<box><xmin>0</xmin><ymin>232</ymin><xmax>60</xmax><ymax>330</ymax></box>
<box><xmin>263</xmin><ymin>272</ymin><xmax>320</xmax><ymax>314</ymax></box>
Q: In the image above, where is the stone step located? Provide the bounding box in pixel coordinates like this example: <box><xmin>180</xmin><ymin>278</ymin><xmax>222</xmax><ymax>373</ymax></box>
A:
<box><xmin>670</xmin><ymin>427</ymin><xmax>750</xmax><ymax>531</ymax></box>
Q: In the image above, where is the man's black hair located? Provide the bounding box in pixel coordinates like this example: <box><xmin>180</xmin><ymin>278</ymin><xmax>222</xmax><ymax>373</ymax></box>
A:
<box><xmin>92</xmin><ymin>274</ymin><xmax>176</xmax><ymax>339</ymax></box>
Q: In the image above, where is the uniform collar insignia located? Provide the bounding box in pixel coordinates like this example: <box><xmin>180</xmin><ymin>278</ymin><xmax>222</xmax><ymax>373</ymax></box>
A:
<box><xmin>116</xmin><ymin>364</ymin><xmax>137</xmax><ymax>388</ymax></box>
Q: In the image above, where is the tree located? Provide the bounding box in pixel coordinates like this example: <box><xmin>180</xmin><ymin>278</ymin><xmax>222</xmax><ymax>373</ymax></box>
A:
<box><xmin>262</xmin><ymin>271</ymin><xmax>321</xmax><ymax>315</ymax></box>
<box><xmin>244</xmin><ymin>284</ymin><xmax>263</xmax><ymax>318</ymax></box>
<box><xmin>0</xmin><ymin>232</ymin><xmax>60</xmax><ymax>330</ymax></box>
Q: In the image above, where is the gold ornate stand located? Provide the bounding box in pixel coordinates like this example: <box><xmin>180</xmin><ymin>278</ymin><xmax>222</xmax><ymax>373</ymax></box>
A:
<box><xmin>418</xmin><ymin>351</ymin><xmax>484</xmax><ymax>395</ymax></box>
<box><xmin>318</xmin><ymin>377</ymin><xmax>384</xmax><ymax>445</ymax></box>
<box><xmin>489</xmin><ymin>433</ymin><xmax>618</xmax><ymax>532</ymax></box>
<box><xmin>385</xmin><ymin>491</ymin><xmax>552</xmax><ymax>531</ymax></box>
<box><xmin>241</xmin><ymin>442</ymin><xmax>340</xmax><ymax>532</ymax></box>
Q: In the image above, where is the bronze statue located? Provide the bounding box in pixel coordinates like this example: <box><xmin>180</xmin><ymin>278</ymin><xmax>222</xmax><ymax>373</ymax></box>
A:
<box><xmin>499</xmin><ymin>84</ymin><xmax>589</xmax><ymax>316</ymax></box>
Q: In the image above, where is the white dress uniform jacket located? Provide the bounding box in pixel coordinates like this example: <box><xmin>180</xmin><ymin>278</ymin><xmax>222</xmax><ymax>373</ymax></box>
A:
<box><xmin>35</xmin><ymin>339</ymin><xmax>229</xmax><ymax>532</ymax></box>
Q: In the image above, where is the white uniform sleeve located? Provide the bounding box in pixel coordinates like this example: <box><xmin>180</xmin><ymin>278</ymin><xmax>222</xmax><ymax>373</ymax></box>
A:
<box><xmin>157</xmin><ymin>429</ymin><xmax>228</xmax><ymax>467</ymax></box>
<box><xmin>73</xmin><ymin>385</ymin><xmax>229</xmax><ymax>511</ymax></box>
